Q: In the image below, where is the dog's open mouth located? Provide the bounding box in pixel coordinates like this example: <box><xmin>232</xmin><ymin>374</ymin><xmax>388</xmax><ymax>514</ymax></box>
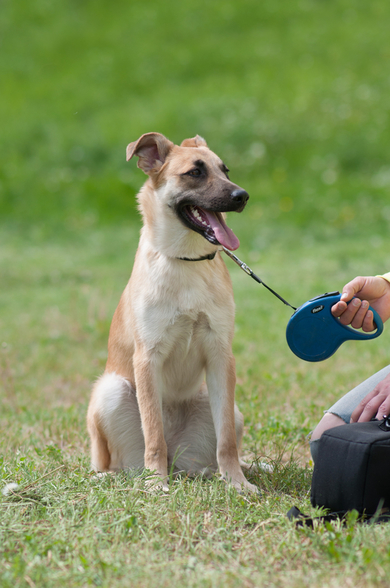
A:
<box><xmin>180</xmin><ymin>204</ymin><xmax>240</xmax><ymax>250</ymax></box>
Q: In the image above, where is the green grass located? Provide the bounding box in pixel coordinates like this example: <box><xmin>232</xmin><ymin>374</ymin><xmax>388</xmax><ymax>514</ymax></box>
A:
<box><xmin>2</xmin><ymin>0</ymin><xmax>390</xmax><ymax>586</ymax></box>
<box><xmin>2</xmin><ymin>226</ymin><xmax>390</xmax><ymax>587</ymax></box>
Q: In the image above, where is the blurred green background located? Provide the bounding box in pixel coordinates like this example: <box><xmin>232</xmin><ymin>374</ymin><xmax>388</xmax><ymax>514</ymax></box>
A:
<box><xmin>1</xmin><ymin>0</ymin><xmax>389</xmax><ymax>238</ymax></box>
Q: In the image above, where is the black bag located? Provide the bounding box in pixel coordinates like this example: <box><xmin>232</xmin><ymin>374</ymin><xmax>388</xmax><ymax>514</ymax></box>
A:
<box><xmin>311</xmin><ymin>417</ymin><xmax>390</xmax><ymax>517</ymax></box>
<box><xmin>287</xmin><ymin>418</ymin><xmax>390</xmax><ymax>526</ymax></box>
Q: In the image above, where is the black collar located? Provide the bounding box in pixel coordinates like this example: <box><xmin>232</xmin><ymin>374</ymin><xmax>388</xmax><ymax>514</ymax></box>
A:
<box><xmin>177</xmin><ymin>251</ymin><xmax>217</xmax><ymax>262</ymax></box>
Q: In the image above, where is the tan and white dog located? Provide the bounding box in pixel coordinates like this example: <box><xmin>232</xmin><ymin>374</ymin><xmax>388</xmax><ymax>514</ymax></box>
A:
<box><xmin>87</xmin><ymin>132</ymin><xmax>257</xmax><ymax>492</ymax></box>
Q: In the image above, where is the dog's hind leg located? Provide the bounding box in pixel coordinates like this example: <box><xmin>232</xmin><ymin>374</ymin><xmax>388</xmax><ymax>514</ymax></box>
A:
<box><xmin>89</xmin><ymin>422</ymin><xmax>111</xmax><ymax>472</ymax></box>
<box><xmin>87</xmin><ymin>373</ymin><xmax>145</xmax><ymax>472</ymax></box>
<box><xmin>164</xmin><ymin>386</ymin><xmax>246</xmax><ymax>478</ymax></box>
<box><xmin>164</xmin><ymin>388</ymin><xmax>217</xmax><ymax>476</ymax></box>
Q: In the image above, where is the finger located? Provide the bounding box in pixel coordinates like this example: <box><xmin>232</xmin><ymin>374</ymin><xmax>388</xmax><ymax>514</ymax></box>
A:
<box><xmin>351</xmin><ymin>402</ymin><xmax>365</xmax><ymax>423</ymax></box>
<box><xmin>362</xmin><ymin>309</ymin><xmax>375</xmax><ymax>333</ymax></box>
<box><xmin>340</xmin><ymin>288</ymin><xmax>355</xmax><ymax>302</ymax></box>
<box><xmin>375</xmin><ymin>397</ymin><xmax>390</xmax><ymax>420</ymax></box>
<box><xmin>331</xmin><ymin>301</ymin><xmax>348</xmax><ymax>317</ymax></box>
<box><xmin>340</xmin><ymin>277</ymin><xmax>367</xmax><ymax>302</ymax></box>
<box><xmin>338</xmin><ymin>298</ymin><xmax>362</xmax><ymax>326</ymax></box>
<box><xmin>350</xmin><ymin>300</ymin><xmax>370</xmax><ymax>330</ymax></box>
<box><xmin>355</xmin><ymin>396</ymin><xmax>384</xmax><ymax>423</ymax></box>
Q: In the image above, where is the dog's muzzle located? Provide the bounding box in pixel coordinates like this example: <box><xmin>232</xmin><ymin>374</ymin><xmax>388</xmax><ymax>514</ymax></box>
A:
<box><xmin>176</xmin><ymin>188</ymin><xmax>249</xmax><ymax>251</ymax></box>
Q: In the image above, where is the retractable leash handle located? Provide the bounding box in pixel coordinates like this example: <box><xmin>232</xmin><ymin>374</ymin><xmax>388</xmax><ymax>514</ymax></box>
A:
<box><xmin>286</xmin><ymin>292</ymin><xmax>383</xmax><ymax>362</ymax></box>
<box><xmin>222</xmin><ymin>248</ymin><xmax>384</xmax><ymax>362</ymax></box>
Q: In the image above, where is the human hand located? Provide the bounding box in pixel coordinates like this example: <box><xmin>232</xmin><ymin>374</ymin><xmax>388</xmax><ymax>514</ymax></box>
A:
<box><xmin>331</xmin><ymin>276</ymin><xmax>390</xmax><ymax>331</ymax></box>
<box><xmin>350</xmin><ymin>372</ymin><xmax>390</xmax><ymax>422</ymax></box>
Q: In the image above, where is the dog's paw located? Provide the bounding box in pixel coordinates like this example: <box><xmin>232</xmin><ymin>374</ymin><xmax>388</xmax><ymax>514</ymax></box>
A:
<box><xmin>222</xmin><ymin>473</ymin><xmax>260</xmax><ymax>495</ymax></box>
<box><xmin>2</xmin><ymin>482</ymin><xmax>20</xmax><ymax>496</ymax></box>
<box><xmin>240</xmin><ymin>457</ymin><xmax>273</xmax><ymax>474</ymax></box>
<box><xmin>145</xmin><ymin>474</ymin><xmax>169</xmax><ymax>492</ymax></box>
<box><xmin>257</xmin><ymin>461</ymin><xmax>273</xmax><ymax>474</ymax></box>
<box><xmin>234</xmin><ymin>480</ymin><xmax>260</xmax><ymax>495</ymax></box>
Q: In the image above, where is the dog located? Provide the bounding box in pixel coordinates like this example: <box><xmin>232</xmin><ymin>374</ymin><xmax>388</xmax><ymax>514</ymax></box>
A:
<box><xmin>87</xmin><ymin>132</ymin><xmax>257</xmax><ymax>492</ymax></box>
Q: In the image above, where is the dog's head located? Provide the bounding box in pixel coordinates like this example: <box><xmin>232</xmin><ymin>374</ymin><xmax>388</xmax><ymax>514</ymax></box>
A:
<box><xmin>126</xmin><ymin>132</ymin><xmax>249</xmax><ymax>251</ymax></box>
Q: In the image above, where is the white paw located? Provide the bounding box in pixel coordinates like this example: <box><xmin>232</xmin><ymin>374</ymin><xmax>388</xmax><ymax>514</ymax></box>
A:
<box><xmin>223</xmin><ymin>475</ymin><xmax>260</xmax><ymax>495</ymax></box>
<box><xmin>145</xmin><ymin>474</ymin><xmax>169</xmax><ymax>492</ymax></box>
<box><xmin>257</xmin><ymin>461</ymin><xmax>274</xmax><ymax>474</ymax></box>
<box><xmin>2</xmin><ymin>483</ymin><xmax>20</xmax><ymax>496</ymax></box>
<box><xmin>234</xmin><ymin>480</ymin><xmax>260</xmax><ymax>495</ymax></box>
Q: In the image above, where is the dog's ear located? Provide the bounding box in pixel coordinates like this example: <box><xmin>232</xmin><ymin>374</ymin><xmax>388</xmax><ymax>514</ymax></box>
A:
<box><xmin>180</xmin><ymin>135</ymin><xmax>208</xmax><ymax>148</ymax></box>
<box><xmin>126</xmin><ymin>133</ymin><xmax>174</xmax><ymax>174</ymax></box>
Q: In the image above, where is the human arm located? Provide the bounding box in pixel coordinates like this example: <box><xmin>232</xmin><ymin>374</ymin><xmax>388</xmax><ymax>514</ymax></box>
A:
<box><xmin>350</xmin><ymin>372</ymin><xmax>390</xmax><ymax>423</ymax></box>
<box><xmin>331</xmin><ymin>274</ymin><xmax>390</xmax><ymax>332</ymax></box>
<box><xmin>331</xmin><ymin>273</ymin><xmax>390</xmax><ymax>423</ymax></box>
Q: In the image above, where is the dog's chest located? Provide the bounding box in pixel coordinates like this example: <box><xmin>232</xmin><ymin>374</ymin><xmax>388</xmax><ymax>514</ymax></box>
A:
<box><xmin>137</xmin><ymin>288</ymin><xmax>233</xmax><ymax>355</ymax></box>
<box><xmin>142</xmin><ymin>303</ymin><xmax>229</xmax><ymax>401</ymax></box>
<box><xmin>131</xmin><ymin>258</ymin><xmax>232</xmax><ymax>346</ymax></box>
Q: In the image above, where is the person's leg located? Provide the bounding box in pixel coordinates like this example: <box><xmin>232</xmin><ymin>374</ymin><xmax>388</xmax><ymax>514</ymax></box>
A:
<box><xmin>310</xmin><ymin>364</ymin><xmax>390</xmax><ymax>462</ymax></box>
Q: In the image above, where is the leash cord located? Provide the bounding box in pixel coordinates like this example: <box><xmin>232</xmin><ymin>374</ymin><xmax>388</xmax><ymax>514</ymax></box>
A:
<box><xmin>222</xmin><ymin>247</ymin><xmax>297</xmax><ymax>311</ymax></box>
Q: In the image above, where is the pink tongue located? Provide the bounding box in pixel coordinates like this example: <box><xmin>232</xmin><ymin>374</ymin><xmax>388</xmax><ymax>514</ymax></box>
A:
<box><xmin>203</xmin><ymin>211</ymin><xmax>240</xmax><ymax>250</ymax></box>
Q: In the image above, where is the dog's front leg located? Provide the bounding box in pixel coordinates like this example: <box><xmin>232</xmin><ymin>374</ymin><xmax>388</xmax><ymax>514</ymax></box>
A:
<box><xmin>207</xmin><ymin>354</ymin><xmax>257</xmax><ymax>493</ymax></box>
<box><xmin>134</xmin><ymin>351</ymin><xmax>168</xmax><ymax>490</ymax></box>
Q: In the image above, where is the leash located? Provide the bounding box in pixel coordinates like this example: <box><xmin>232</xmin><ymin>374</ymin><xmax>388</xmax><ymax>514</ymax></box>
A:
<box><xmin>177</xmin><ymin>247</ymin><xmax>295</xmax><ymax>309</ymax></box>
<box><xmin>177</xmin><ymin>246</ymin><xmax>383</xmax><ymax>361</ymax></box>
<box><xmin>222</xmin><ymin>247</ymin><xmax>384</xmax><ymax>361</ymax></box>
<box><xmin>222</xmin><ymin>247</ymin><xmax>297</xmax><ymax>311</ymax></box>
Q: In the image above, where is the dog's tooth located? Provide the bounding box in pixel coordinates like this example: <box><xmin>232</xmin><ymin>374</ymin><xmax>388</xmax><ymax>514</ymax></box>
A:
<box><xmin>190</xmin><ymin>205</ymin><xmax>209</xmax><ymax>226</ymax></box>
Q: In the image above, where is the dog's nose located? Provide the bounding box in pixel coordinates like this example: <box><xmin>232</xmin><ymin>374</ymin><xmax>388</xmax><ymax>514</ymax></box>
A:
<box><xmin>231</xmin><ymin>189</ymin><xmax>249</xmax><ymax>206</ymax></box>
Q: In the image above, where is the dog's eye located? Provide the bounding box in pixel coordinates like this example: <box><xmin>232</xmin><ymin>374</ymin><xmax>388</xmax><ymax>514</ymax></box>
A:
<box><xmin>188</xmin><ymin>168</ymin><xmax>202</xmax><ymax>177</ymax></box>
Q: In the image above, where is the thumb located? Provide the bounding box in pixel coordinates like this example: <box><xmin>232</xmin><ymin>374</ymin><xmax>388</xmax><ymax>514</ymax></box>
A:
<box><xmin>340</xmin><ymin>288</ymin><xmax>355</xmax><ymax>302</ymax></box>
<box><xmin>340</xmin><ymin>277</ymin><xmax>366</xmax><ymax>302</ymax></box>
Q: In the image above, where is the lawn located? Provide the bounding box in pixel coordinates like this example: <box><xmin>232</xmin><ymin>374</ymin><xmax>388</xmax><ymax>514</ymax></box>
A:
<box><xmin>1</xmin><ymin>0</ymin><xmax>390</xmax><ymax>586</ymax></box>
